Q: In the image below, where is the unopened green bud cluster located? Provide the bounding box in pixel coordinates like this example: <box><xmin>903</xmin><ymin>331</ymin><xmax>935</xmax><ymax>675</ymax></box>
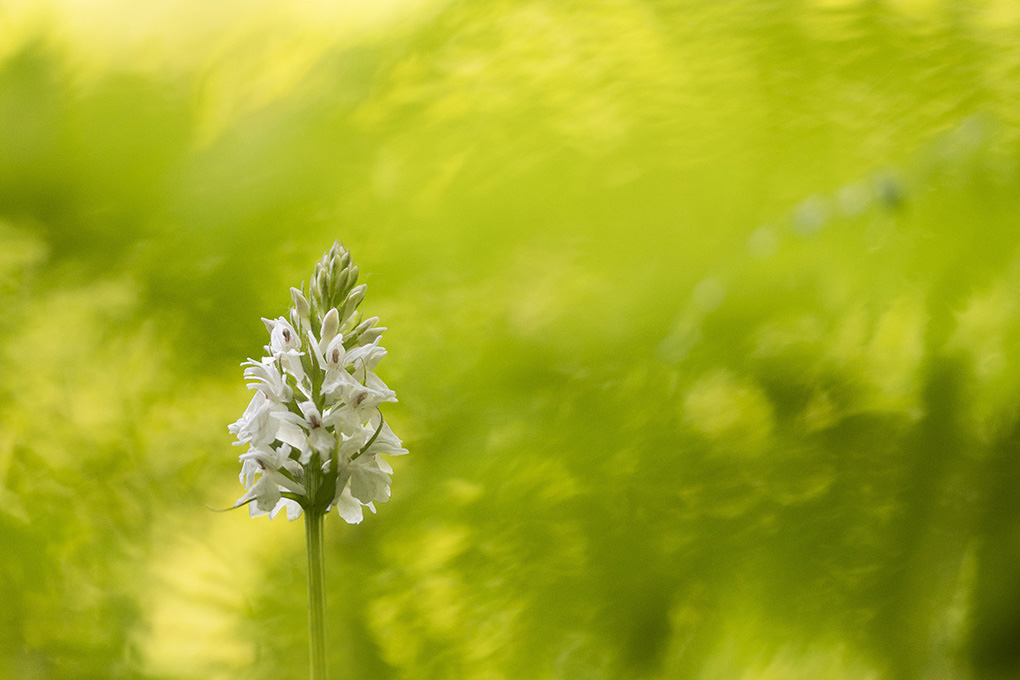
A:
<box><xmin>293</xmin><ymin>241</ymin><xmax>385</xmax><ymax>350</ymax></box>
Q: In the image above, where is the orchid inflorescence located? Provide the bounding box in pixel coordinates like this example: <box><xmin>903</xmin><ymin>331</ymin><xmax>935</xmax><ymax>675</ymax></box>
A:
<box><xmin>228</xmin><ymin>241</ymin><xmax>406</xmax><ymax>523</ymax></box>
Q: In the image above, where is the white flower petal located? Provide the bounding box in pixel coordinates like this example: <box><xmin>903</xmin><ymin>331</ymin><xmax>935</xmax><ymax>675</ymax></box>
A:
<box><xmin>247</xmin><ymin>474</ymin><xmax>281</xmax><ymax>512</ymax></box>
<box><xmin>268</xmin><ymin>498</ymin><xmax>304</xmax><ymax>521</ymax></box>
<box><xmin>242</xmin><ymin>357</ymin><xmax>292</xmax><ymax>403</ymax></box>
<box><xmin>284</xmin><ymin>499</ymin><xmax>303</xmax><ymax>521</ymax></box>
<box><xmin>334</xmin><ymin>486</ymin><xmax>364</xmax><ymax>524</ymax></box>
<box><xmin>265</xmin><ymin>468</ymin><xmax>305</xmax><ymax>496</ymax></box>
<box><xmin>309</xmin><ymin>428</ymin><xmax>335</xmax><ymax>456</ymax></box>
<box><xmin>369</xmin><ymin>422</ymin><xmax>408</xmax><ymax>456</ymax></box>
<box><xmin>277</xmin><ymin>419</ymin><xmax>308</xmax><ymax>451</ymax></box>
<box><xmin>230</xmin><ymin>396</ymin><xmax>280</xmax><ymax>448</ymax></box>
<box><xmin>323</xmin><ymin>403</ymin><xmax>365</xmax><ymax>437</ymax></box>
<box><xmin>228</xmin><ymin>391</ymin><xmax>266</xmax><ymax>436</ymax></box>
<box><xmin>279</xmin><ymin>350</ymin><xmax>306</xmax><ymax>389</ymax></box>
<box><xmin>239</xmin><ymin>458</ymin><xmax>260</xmax><ymax>488</ymax></box>
<box><xmin>322</xmin><ymin>363</ymin><xmax>359</xmax><ymax>401</ymax></box>
<box><xmin>349</xmin><ymin>465</ymin><xmax>391</xmax><ymax>504</ymax></box>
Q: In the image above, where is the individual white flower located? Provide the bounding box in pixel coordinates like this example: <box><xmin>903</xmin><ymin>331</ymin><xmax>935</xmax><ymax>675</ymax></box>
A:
<box><xmin>345</xmin><ymin>453</ymin><xmax>392</xmax><ymax>504</ymax></box>
<box><xmin>320</xmin><ymin>335</ymin><xmax>356</xmax><ymax>398</ymax></box>
<box><xmin>344</xmin><ymin>337</ymin><xmax>387</xmax><ymax>376</ymax></box>
<box><xmin>342</xmin><ymin>373</ymin><xmax>397</xmax><ymax>422</ymax></box>
<box><xmin>322</xmin><ymin>403</ymin><xmax>364</xmax><ymax>439</ymax></box>
<box><xmin>263</xmin><ymin>316</ymin><xmax>301</xmax><ymax>354</ymax></box>
<box><xmin>321</xmin><ymin>337</ymin><xmax>393</xmax><ymax>413</ymax></box>
<box><xmin>330</xmin><ymin>415</ymin><xmax>407</xmax><ymax>512</ymax></box>
<box><xmin>242</xmin><ymin>357</ymin><xmax>292</xmax><ymax>404</ymax></box>
<box><xmin>302</xmin><ymin>402</ymin><xmax>335</xmax><ymax>452</ymax></box>
<box><xmin>236</xmin><ymin>443</ymin><xmax>305</xmax><ymax>517</ymax></box>
<box><xmin>262</xmin><ymin>317</ymin><xmax>308</xmax><ymax>391</ymax></box>
<box><xmin>228</xmin><ymin>390</ymin><xmax>279</xmax><ymax>448</ymax></box>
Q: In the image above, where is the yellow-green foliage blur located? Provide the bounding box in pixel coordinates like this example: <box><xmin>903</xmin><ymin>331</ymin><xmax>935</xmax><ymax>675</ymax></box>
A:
<box><xmin>2</xmin><ymin>0</ymin><xmax>1020</xmax><ymax>678</ymax></box>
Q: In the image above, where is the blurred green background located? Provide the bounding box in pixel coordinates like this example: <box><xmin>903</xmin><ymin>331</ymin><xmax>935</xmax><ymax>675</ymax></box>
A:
<box><xmin>2</xmin><ymin>0</ymin><xmax>1020</xmax><ymax>678</ymax></box>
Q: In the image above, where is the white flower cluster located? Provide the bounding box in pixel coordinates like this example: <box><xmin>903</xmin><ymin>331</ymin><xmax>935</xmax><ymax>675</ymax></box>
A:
<box><xmin>227</xmin><ymin>242</ymin><xmax>407</xmax><ymax>523</ymax></box>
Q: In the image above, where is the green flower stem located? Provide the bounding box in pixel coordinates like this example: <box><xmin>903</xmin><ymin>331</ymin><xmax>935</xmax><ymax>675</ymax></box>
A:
<box><xmin>305</xmin><ymin>502</ymin><xmax>328</xmax><ymax>680</ymax></box>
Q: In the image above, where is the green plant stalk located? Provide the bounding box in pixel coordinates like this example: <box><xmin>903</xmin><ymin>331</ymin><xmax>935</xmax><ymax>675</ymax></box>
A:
<box><xmin>305</xmin><ymin>466</ymin><xmax>328</xmax><ymax>680</ymax></box>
